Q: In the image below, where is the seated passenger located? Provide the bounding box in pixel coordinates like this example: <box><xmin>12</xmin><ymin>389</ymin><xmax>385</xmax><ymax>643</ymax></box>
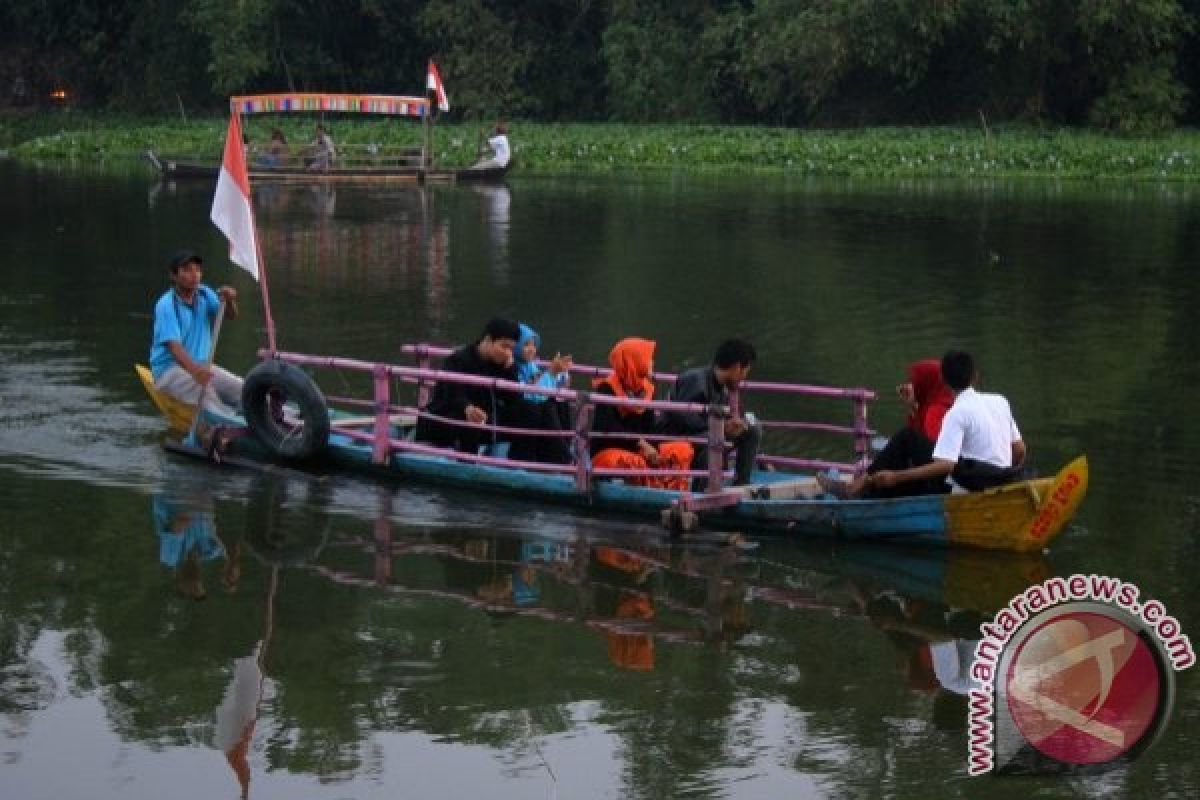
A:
<box><xmin>504</xmin><ymin>323</ymin><xmax>573</xmax><ymax>465</ymax></box>
<box><xmin>414</xmin><ymin>318</ymin><xmax>521</xmax><ymax>455</ymax></box>
<box><xmin>661</xmin><ymin>338</ymin><xmax>761</xmax><ymax>486</ymax></box>
<box><xmin>258</xmin><ymin>127</ymin><xmax>289</xmax><ymax>168</ymax></box>
<box><xmin>306</xmin><ymin>124</ymin><xmax>336</xmax><ymax>170</ymax></box>
<box><xmin>590</xmin><ymin>338</ymin><xmax>693</xmax><ymax>491</ymax></box>
<box><xmin>472</xmin><ymin>121</ymin><xmax>511</xmax><ymax>169</ymax></box>
<box><xmin>820</xmin><ymin>358</ymin><xmax>953</xmax><ymax>498</ymax></box>
<box><xmin>857</xmin><ymin>350</ymin><xmax>1027</xmax><ymax>495</ymax></box>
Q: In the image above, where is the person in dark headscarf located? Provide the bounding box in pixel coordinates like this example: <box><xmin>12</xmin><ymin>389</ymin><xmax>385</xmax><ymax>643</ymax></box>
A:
<box><xmin>590</xmin><ymin>338</ymin><xmax>693</xmax><ymax>491</ymax></box>
<box><xmin>821</xmin><ymin>358</ymin><xmax>954</xmax><ymax>498</ymax></box>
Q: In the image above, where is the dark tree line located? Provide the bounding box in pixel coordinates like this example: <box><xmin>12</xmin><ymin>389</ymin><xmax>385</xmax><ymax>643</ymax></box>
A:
<box><xmin>2</xmin><ymin>0</ymin><xmax>1199</xmax><ymax>131</ymax></box>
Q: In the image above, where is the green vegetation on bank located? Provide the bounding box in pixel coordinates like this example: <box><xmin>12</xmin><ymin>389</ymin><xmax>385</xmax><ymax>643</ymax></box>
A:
<box><xmin>4</xmin><ymin>112</ymin><xmax>1200</xmax><ymax>181</ymax></box>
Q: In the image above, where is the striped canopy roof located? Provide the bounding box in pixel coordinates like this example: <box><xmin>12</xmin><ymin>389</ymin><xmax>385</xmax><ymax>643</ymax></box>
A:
<box><xmin>230</xmin><ymin>93</ymin><xmax>430</xmax><ymax>117</ymax></box>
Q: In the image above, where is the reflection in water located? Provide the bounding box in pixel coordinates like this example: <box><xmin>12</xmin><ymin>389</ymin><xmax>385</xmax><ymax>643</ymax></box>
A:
<box><xmin>9</xmin><ymin>163</ymin><xmax>1200</xmax><ymax>797</ymax></box>
<box><xmin>152</xmin><ymin>485</ymin><xmax>227</xmax><ymax>600</ymax></box>
<box><xmin>473</xmin><ymin>184</ymin><xmax>511</xmax><ymax>283</ymax></box>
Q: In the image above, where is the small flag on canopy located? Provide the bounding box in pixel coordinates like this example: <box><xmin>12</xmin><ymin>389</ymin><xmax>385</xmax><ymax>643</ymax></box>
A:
<box><xmin>210</xmin><ymin>112</ymin><xmax>260</xmax><ymax>281</ymax></box>
<box><xmin>426</xmin><ymin>59</ymin><xmax>450</xmax><ymax>113</ymax></box>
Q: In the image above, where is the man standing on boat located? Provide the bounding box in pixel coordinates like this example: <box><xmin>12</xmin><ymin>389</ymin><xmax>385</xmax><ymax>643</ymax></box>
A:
<box><xmin>415</xmin><ymin>318</ymin><xmax>523</xmax><ymax>455</ymax></box>
<box><xmin>661</xmin><ymin>339</ymin><xmax>762</xmax><ymax>486</ymax></box>
<box><xmin>869</xmin><ymin>350</ymin><xmax>1026</xmax><ymax>493</ymax></box>
<box><xmin>149</xmin><ymin>250</ymin><xmax>242</xmax><ymax>415</ymax></box>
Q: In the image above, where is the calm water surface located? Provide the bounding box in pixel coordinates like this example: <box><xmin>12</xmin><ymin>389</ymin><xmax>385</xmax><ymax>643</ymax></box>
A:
<box><xmin>1</xmin><ymin>161</ymin><xmax>1198</xmax><ymax>799</ymax></box>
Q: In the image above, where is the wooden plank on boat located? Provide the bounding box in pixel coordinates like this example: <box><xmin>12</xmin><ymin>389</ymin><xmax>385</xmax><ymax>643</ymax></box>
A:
<box><xmin>330</xmin><ymin>413</ymin><xmax>416</xmax><ymax>429</ymax></box>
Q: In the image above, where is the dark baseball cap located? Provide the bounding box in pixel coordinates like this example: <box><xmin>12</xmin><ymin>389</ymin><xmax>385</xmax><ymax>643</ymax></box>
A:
<box><xmin>168</xmin><ymin>250</ymin><xmax>203</xmax><ymax>271</ymax></box>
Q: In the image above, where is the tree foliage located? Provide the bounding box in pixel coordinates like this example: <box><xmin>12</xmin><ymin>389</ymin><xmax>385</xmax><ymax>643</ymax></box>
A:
<box><xmin>1</xmin><ymin>0</ymin><xmax>1196</xmax><ymax>130</ymax></box>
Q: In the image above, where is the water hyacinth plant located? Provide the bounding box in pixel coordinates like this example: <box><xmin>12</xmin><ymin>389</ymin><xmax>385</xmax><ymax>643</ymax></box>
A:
<box><xmin>4</xmin><ymin>114</ymin><xmax>1200</xmax><ymax>181</ymax></box>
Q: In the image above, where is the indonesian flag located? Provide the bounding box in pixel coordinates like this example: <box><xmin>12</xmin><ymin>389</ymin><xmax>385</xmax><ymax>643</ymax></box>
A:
<box><xmin>210</xmin><ymin>112</ymin><xmax>260</xmax><ymax>281</ymax></box>
<box><xmin>426</xmin><ymin>59</ymin><xmax>450</xmax><ymax>113</ymax></box>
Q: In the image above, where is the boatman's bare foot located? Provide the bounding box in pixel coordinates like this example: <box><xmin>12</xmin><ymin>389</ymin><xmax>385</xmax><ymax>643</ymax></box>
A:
<box><xmin>816</xmin><ymin>472</ymin><xmax>869</xmax><ymax>499</ymax></box>
<box><xmin>816</xmin><ymin>472</ymin><xmax>851</xmax><ymax>499</ymax></box>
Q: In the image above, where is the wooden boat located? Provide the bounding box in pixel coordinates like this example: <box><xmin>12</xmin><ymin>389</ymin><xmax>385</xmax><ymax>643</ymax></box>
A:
<box><xmin>144</xmin><ymin>91</ymin><xmax>510</xmax><ymax>184</ymax></box>
<box><xmin>145</xmin><ymin>150</ymin><xmax>510</xmax><ymax>184</ymax></box>
<box><xmin>136</xmin><ymin>344</ymin><xmax>1089</xmax><ymax>553</ymax></box>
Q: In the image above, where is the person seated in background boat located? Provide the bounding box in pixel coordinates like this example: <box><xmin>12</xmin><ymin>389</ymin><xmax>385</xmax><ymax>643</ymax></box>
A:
<box><xmin>306</xmin><ymin>123</ymin><xmax>336</xmax><ymax>170</ymax></box>
<box><xmin>493</xmin><ymin>322</ymin><xmax>574</xmax><ymax>464</ymax></box>
<box><xmin>472</xmin><ymin>121</ymin><xmax>511</xmax><ymax>169</ymax></box>
<box><xmin>258</xmin><ymin>127</ymin><xmax>289</xmax><ymax>168</ymax></box>
<box><xmin>415</xmin><ymin>317</ymin><xmax>523</xmax><ymax>456</ymax></box>
<box><xmin>149</xmin><ymin>250</ymin><xmax>242</xmax><ymax>415</ymax></box>
<box><xmin>661</xmin><ymin>339</ymin><xmax>761</xmax><ymax>487</ymax></box>
<box><xmin>819</xmin><ymin>358</ymin><xmax>954</xmax><ymax>499</ymax></box>
<box><xmin>590</xmin><ymin>337</ymin><xmax>694</xmax><ymax>491</ymax></box>
<box><xmin>853</xmin><ymin>350</ymin><xmax>1027</xmax><ymax>495</ymax></box>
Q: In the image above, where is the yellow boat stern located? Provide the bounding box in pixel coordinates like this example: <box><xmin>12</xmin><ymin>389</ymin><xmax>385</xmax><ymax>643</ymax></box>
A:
<box><xmin>135</xmin><ymin>364</ymin><xmax>197</xmax><ymax>431</ymax></box>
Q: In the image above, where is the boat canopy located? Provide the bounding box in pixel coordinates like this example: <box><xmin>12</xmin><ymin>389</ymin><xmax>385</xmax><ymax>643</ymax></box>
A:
<box><xmin>230</xmin><ymin>93</ymin><xmax>430</xmax><ymax>117</ymax></box>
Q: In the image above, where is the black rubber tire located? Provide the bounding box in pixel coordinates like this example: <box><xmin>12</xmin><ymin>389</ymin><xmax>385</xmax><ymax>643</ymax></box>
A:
<box><xmin>241</xmin><ymin>360</ymin><xmax>330</xmax><ymax>460</ymax></box>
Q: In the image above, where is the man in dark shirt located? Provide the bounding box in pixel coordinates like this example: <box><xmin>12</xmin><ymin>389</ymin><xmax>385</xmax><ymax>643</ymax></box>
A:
<box><xmin>416</xmin><ymin>318</ymin><xmax>522</xmax><ymax>454</ymax></box>
<box><xmin>662</xmin><ymin>339</ymin><xmax>761</xmax><ymax>486</ymax></box>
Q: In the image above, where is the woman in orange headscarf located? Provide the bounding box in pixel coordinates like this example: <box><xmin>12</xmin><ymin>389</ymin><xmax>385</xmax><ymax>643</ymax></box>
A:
<box><xmin>590</xmin><ymin>338</ymin><xmax>694</xmax><ymax>491</ymax></box>
<box><xmin>823</xmin><ymin>358</ymin><xmax>954</xmax><ymax>498</ymax></box>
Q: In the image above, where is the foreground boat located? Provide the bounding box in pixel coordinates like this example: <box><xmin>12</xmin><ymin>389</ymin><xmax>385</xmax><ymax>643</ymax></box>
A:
<box><xmin>137</xmin><ymin>345</ymin><xmax>1089</xmax><ymax>553</ymax></box>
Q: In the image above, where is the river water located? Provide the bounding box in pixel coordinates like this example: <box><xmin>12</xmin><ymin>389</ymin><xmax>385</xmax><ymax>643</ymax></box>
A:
<box><xmin>1</xmin><ymin>161</ymin><xmax>1198</xmax><ymax>799</ymax></box>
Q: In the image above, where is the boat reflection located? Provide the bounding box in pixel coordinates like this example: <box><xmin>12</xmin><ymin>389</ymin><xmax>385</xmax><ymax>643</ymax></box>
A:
<box><xmin>147</xmin><ymin>473</ymin><xmax>1053</xmax><ymax>796</ymax></box>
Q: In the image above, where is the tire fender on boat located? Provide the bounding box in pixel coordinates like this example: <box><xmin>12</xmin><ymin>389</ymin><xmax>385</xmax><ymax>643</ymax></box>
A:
<box><xmin>241</xmin><ymin>360</ymin><xmax>331</xmax><ymax>460</ymax></box>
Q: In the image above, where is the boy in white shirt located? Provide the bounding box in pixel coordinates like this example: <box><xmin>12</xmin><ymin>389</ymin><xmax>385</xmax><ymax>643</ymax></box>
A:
<box><xmin>869</xmin><ymin>350</ymin><xmax>1027</xmax><ymax>493</ymax></box>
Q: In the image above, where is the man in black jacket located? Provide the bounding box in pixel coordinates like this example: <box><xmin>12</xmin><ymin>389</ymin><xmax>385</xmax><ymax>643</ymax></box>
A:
<box><xmin>661</xmin><ymin>339</ymin><xmax>761</xmax><ymax>486</ymax></box>
<box><xmin>415</xmin><ymin>318</ymin><xmax>522</xmax><ymax>454</ymax></box>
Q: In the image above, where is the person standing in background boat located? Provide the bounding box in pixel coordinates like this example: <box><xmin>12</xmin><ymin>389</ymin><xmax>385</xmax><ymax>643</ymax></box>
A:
<box><xmin>472</xmin><ymin>121</ymin><xmax>511</xmax><ymax>169</ymax></box>
<box><xmin>819</xmin><ymin>358</ymin><xmax>954</xmax><ymax>498</ymax></box>
<box><xmin>307</xmin><ymin>123</ymin><xmax>336</xmax><ymax>170</ymax></box>
<box><xmin>149</xmin><ymin>250</ymin><xmax>242</xmax><ymax>415</ymax></box>
<box><xmin>590</xmin><ymin>337</ymin><xmax>694</xmax><ymax>491</ymax></box>
<box><xmin>661</xmin><ymin>339</ymin><xmax>761</xmax><ymax>486</ymax></box>
<box><xmin>865</xmin><ymin>350</ymin><xmax>1027</xmax><ymax>494</ymax></box>
<box><xmin>415</xmin><ymin>318</ymin><xmax>523</xmax><ymax>455</ymax></box>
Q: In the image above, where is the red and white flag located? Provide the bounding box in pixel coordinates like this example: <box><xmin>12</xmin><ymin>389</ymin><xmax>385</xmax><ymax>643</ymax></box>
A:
<box><xmin>210</xmin><ymin>112</ymin><xmax>260</xmax><ymax>281</ymax></box>
<box><xmin>426</xmin><ymin>59</ymin><xmax>450</xmax><ymax>113</ymax></box>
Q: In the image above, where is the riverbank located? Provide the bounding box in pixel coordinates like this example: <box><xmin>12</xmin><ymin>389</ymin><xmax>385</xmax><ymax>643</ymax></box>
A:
<box><xmin>3</xmin><ymin>111</ymin><xmax>1199</xmax><ymax>180</ymax></box>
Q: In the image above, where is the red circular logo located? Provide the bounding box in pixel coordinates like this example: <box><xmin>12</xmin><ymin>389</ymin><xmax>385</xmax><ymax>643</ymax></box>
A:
<box><xmin>1005</xmin><ymin>610</ymin><xmax>1162</xmax><ymax>765</ymax></box>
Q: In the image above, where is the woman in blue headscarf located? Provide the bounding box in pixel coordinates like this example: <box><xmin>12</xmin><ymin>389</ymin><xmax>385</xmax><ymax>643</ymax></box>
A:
<box><xmin>515</xmin><ymin>323</ymin><xmax>572</xmax><ymax>402</ymax></box>
<box><xmin>506</xmin><ymin>323</ymin><xmax>574</xmax><ymax>465</ymax></box>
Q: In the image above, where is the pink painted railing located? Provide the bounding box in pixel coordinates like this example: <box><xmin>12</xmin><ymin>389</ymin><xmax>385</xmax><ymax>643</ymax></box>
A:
<box><xmin>398</xmin><ymin>343</ymin><xmax>877</xmax><ymax>472</ymax></box>
<box><xmin>258</xmin><ymin>344</ymin><xmax>877</xmax><ymax>493</ymax></box>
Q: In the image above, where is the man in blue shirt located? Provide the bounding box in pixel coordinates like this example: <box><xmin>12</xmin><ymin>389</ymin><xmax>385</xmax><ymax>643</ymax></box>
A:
<box><xmin>150</xmin><ymin>250</ymin><xmax>243</xmax><ymax>414</ymax></box>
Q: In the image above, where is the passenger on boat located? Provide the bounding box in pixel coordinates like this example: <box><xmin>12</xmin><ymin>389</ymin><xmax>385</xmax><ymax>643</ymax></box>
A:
<box><xmin>415</xmin><ymin>318</ymin><xmax>537</xmax><ymax>458</ymax></box>
<box><xmin>149</xmin><ymin>250</ymin><xmax>243</xmax><ymax>415</ymax></box>
<box><xmin>590</xmin><ymin>337</ymin><xmax>694</xmax><ymax>491</ymax></box>
<box><xmin>259</xmin><ymin>127</ymin><xmax>289</xmax><ymax>167</ymax></box>
<box><xmin>661</xmin><ymin>338</ymin><xmax>761</xmax><ymax>486</ymax></box>
<box><xmin>472</xmin><ymin>121</ymin><xmax>511</xmax><ymax>169</ymax></box>
<box><xmin>820</xmin><ymin>358</ymin><xmax>954</xmax><ymax>498</ymax></box>
<box><xmin>865</xmin><ymin>350</ymin><xmax>1027</xmax><ymax>494</ymax></box>
<box><xmin>503</xmin><ymin>323</ymin><xmax>574</xmax><ymax>464</ymax></box>
<box><xmin>307</xmin><ymin>124</ymin><xmax>336</xmax><ymax>170</ymax></box>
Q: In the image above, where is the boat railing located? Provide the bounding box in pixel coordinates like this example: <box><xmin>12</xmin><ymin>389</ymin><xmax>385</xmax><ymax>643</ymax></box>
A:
<box><xmin>260</xmin><ymin>347</ymin><xmax>875</xmax><ymax>494</ymax></box>
<box><xmin>398</xmin><ymin>343</ymin><xmax>877</xmax><ymax>472</ymax></box>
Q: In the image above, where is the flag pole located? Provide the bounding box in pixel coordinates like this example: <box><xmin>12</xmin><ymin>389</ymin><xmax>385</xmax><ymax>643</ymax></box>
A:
<box><xmin>234</xmin><ymin>104</ymin><xmax>278</xmax><ymax>353</ymax></box>
<box><xmin>252</xmin><ymin>223</ymin><xmax>278</xmax><ymax>353</ymax></box>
